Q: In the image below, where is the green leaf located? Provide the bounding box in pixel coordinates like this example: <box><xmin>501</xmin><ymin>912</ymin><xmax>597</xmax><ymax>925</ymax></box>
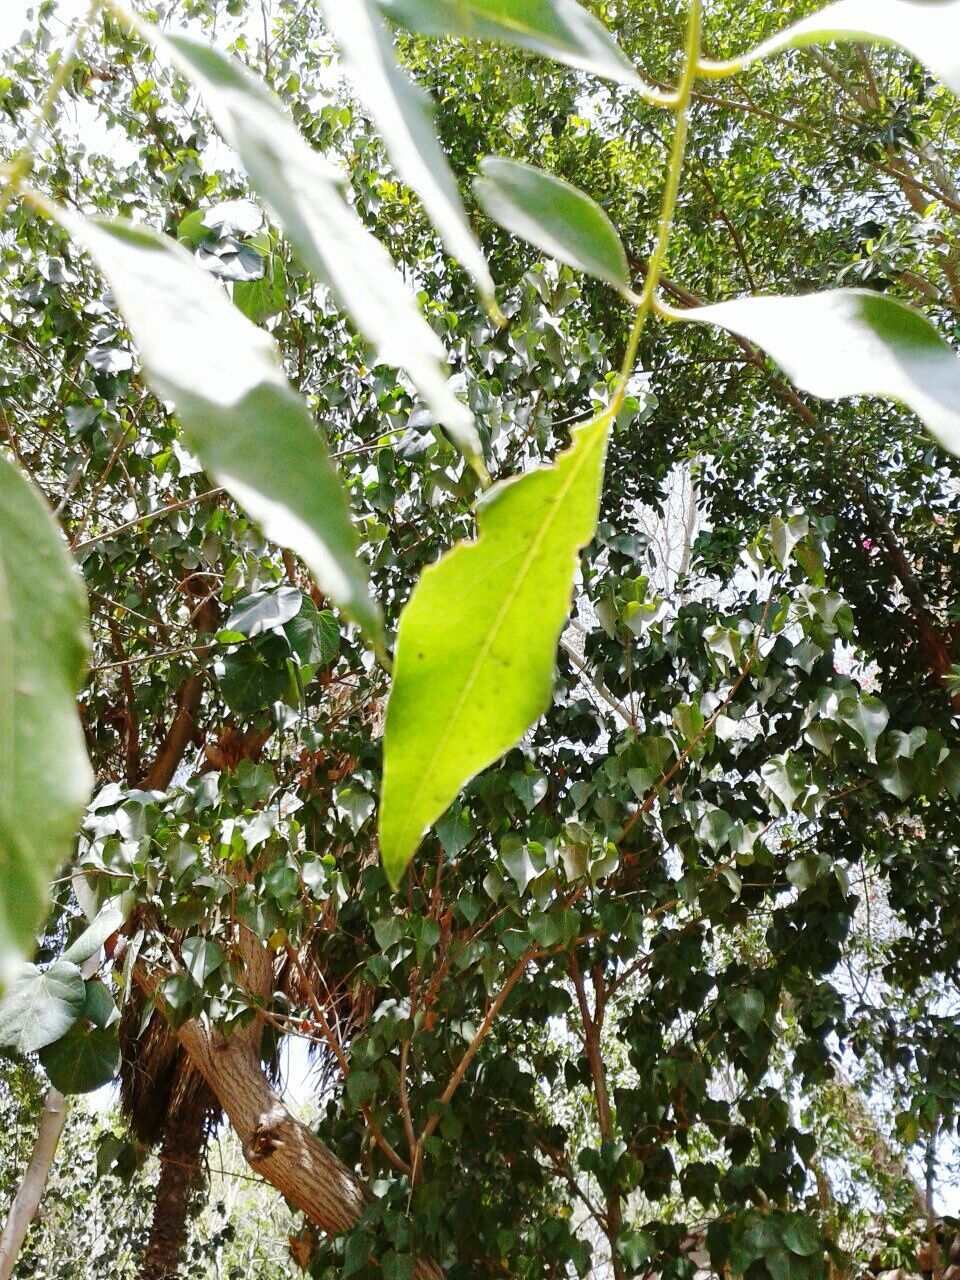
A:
<box><xmin>684</xmin><ymin>290</ymin><xmax>960</xmax><ymax>456</ymax></box>
<box><xmin>760</xmin><ymin>752</ymin><xmax>808</xmax><ymax>813</ymax></box>
<box><xmin>838</xmin><ymin>693</ymin><xmax>889</xmax><ymax>760</ymax></box>
<box><xmin>62</xmin><ymin>901</ymin><xmax>128</xmax><ymax>965</ymax></box>
<box><xmin>322</xmin><ymin>0</ymin><xmax>497</xmax><ymax>314</ymax></box>
<box><xmin>284</xmin><ymin>603</ymin><xmax>340</xmax><ymax>669</ymax></box>
<box><xmin>220</xmin><ymin>636</ymin><xmax>290</xmax><ymax>715</ymax></box>
<box><xmin>0</xmin><ymin>961</ymin><xmax>86</xmax><ymax>1053</ymax></box>
<box><xmin>735</xmin><ymin>0</ymin><xmax>960</xmax><ymax>96</ymax></box>
<box><xmin>375</xmin><ymin>0</ymin><xmax>648</xmax><ymax>91</ymax></box>
<box><xmin>49</xmin><ymin>209</ymin><xmax>382</xmax><ymax>646</ymax></box>
<box><xmin>380</xmin><ymin>413</ymin><xmax>610</xmax><ymax>883</ymax></box>
<box><xmin>181</xmin><ymin>937</ymin><xmax>226</xmax><ymax>987</ymax></box>
<box><xmin>0</xmin><ymin>455</ymin><xmax>92</xmax><ymax>986</ymax></box>
<box><xmin>474</xmin><ymin>158</ymin><xmax>630</xmax><ymax>292</ymax></box>
<box><xmin>234</xmin><ymin>242</ymin><xmax>288</xmax><ymax>324</ymax></box>
<box><xmin>877</xmin><ymin>756</ymin><xmax>919</xmax><ymax>801</ymax></box>
<box><xmin>143</xmin><ymin>26</ymin><xmax>484</xmax><ymax>477</ymax></box>
<box><xmin>39</xmin><ymin>1019</ymin><xmax>121</xmax><ymax>1095</ymax></box>
<box><xmin>727</xmin><ymin>988</ymin><xmax>765</xmax><ymax>1037</ymax></box>
<box><xmin>226</xmin><ymin>588</ymin><xmax>303</xmax><ymax>637</ymax></box>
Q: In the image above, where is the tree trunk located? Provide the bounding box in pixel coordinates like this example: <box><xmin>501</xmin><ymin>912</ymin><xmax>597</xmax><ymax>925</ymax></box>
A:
<box><xmin>0</xmin><ymin>1088</ymin><xmax>69</xmax><ymax>1280</ymax></box>
<box><xmin>137</xmin><ymin>1105</ymin><xmax>207</xmax><ymax>1280</ymax></box>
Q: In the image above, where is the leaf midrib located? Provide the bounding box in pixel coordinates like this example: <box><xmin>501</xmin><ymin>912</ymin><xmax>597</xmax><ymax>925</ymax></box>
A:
<box><xmin>396</xmin><ymin>416</ymin><xmax>609</xmax><ymax>855</ymax></box>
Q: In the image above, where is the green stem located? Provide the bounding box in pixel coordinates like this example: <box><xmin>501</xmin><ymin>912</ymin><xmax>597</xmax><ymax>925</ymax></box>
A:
<box><xmin>612</xmin><ymin>0</ymin><xmax>703</xmax><ymax>415</ymax></box>
<box><xmin>0</xmin><ymin>0</ymin><xmax>101</xmax><ymax>217</ymax></box>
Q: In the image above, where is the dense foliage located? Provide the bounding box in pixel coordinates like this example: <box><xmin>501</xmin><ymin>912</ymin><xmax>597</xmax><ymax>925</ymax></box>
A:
<box><xmin>2</xmin><ymin>1</ymin><xmax>960</xmax><ymax>1278</ymax></box>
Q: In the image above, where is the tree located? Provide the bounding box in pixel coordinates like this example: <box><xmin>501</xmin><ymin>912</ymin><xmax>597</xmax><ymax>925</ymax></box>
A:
<box><xmin>1</xmin><ymin>0</ymin><xmax>960</xmax><ymax>1277</ymax></box>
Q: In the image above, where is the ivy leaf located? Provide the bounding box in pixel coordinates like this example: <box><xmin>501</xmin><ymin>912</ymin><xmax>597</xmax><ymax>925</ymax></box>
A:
<box><xmin>142</xmin><ymin>26</ymin><xmax>484</xmax><ymax>478</ymax></box>
<box><xmin>380</xmin><ymin>414</ymin><xmax>610</xmax><ymax>883</ymax></box>
<box><xmin>375</xmin><ymin>0</ymin><xmax>649</xmax><ymax>91</ymax></box>
<box><xmin>760</xmin><ymin>752</ymin><xmax>808</xmax><ymax>813</ymax></box>
<box><xmin>322</xmin><ymin>0</ymin><xmax>497</xmax><ymax>315</ymax></box>
<box><xmin>737</xmin><ymin>0</ymin><xmax>960</xmax><ymax>96</ymax></box>
<box><xmin>284</xmin><ymin>604</ymin><xmax>340</xmax><ymax>669</ymax></box>
<box><xmin>0</xmin><ymin>455</ymin><xmax>92</xmax><ymax>986</ymax></box>
<box><xmin>685</xmin><ymin>290</ymin><xmax>960</xmax><ymax>456</ymax></box>
<box><xmin>62</xmin><ymin>901</ymin><xmax>129</xmax><ymax>966</ymax></box>
<box><xmin>727</xmin><ymin>988</ymin><xmax>765</xmax><ymax>1037</ymax></box>
<box><xmin>220</xmin><ymin>637</ymin><xmax>290</xmax><ymax>715</ymax></box>
<box><xmin>838</xmin><ymin>693</ymin><xmax>889</xmax><ymax>760</ymax></box>
<box><xmin>226</xmin><ymin>588</ymin><xmax>304</xmax><ymax>638</ymax></box>
<box><xmin>0</xmin><ymin>961</ymin><xmax>86</xmax><ymax>1053</ymax></box>
<box><xmin>181</xmin><ymin>937</ymin><xmax>226</xmax><ymax>988</ymax></box>
<box><xmin>474</xmin><ymin>158</ymin><xmax>630</xmax><ymax>293</ymax></box>
<box><xmin>51</xmin><ymin>210</ymin><xmax>382</xmax><ymax>646</ymax></box>
<box><xmin>877</xmin><ymin>756</ymin><xmax>919</xmax><ymax>801</ymax></box>
<box><xmin>39</xmin><ymin>1019</ymin><xmax>121</xmax><ymax>1095</ymax></box>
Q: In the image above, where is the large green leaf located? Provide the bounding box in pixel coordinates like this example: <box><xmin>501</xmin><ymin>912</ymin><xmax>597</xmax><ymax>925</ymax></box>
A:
<box><xmin>322</xmin><ymin>0</ymin><xmax>497</xmax><ymax>314</ymax></box>
<box><xmin>474</xmin><ymin>158</ymin><xmax>631</xmax><ymax>293</ymax></box>
<box><xmin>683</xmin><ymin>290</ymin><xmax>960</xmax><ymax>455</ymax></box>
<box><xmin>735</xmin><ymin>0</ymin><xmax>960</xmax><ymax>96</ymax></box>
<box><xmin>139</xmin><ymin>25</ymin><xmax>484</xmax><ymax>477</ymax></box>
<box><xmin>380</xmin><ymin>414</ymin><xmax>611</xmax><ymax>883</ymax></box>
<box><xmin>375</xmin><ymin>0</ymin><xmax>647</xmax><ymax>90</ymax></box>
<box><xmin>0</xmin><ymin>961</ymin><xmax>86</xmax><ymax>1053</ymax></box>
<box><xmin>51</xmin><ymin>208</ymin><xmax>382</xmax><ymax>646</ymax></box>
<box><xmin>0</xmin><ymin>455</ymin><xmax>92</xmax><ymax>986</ymax></box>
<box><xmin>39</xmin><ymin>1018</ymin><xmax>121</xmax><ymax>1095</ymax></box>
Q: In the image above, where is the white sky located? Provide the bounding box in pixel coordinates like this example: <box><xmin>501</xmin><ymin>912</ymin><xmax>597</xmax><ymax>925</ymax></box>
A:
<box><xmin>0</xmin><ymin>0</ymin><xmax>87</xmax><ymax>53</ymax></box>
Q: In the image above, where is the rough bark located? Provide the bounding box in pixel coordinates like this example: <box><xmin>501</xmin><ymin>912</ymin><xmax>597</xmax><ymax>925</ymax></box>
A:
<box><xmin>138</xmin><ymin>1107</ymin><xmax>207</xmax><ymax>1280</ymax></box>
<box><xmin>0</xmin><ymin>1089</ymin><xmax>68</xmax><ymax>1280</ymax></box>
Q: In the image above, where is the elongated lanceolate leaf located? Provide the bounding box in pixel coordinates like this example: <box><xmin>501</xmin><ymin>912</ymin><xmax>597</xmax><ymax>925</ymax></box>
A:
<box><xmin>683</xmin><ymin>290</ymin><xmax>960</xmax><ymax>456</ymax></box>
<box><xmin>375</xmin><ymin>0</ymin><xmax>646</xmax><ymax>91</ymax></box>
<box><xmin>380</xmin><ymin>414</ymin><xmax>611</xmax><ymax>883</ymax></box>
<box><xmin>51</xmin><ymin>208</ymin><xmax>382</xmax><ymax>644</ymax></box>
<box><xmin>141</xmin><ymin>27</ymin><xmax>483</xmax><ymax>475</ymax></box>
<box><xmin>736</xmin><ymin>0</ymin><xmax>960</xmax><ymax>96</ymax></box>
<box><xmin>322</xmin><ymin>0</ymin><xmax>497</xmax><ymax>315</ymax></box>
<box><xmin>0</xmin><ymin>456</ymin><xmax>92</xmax><ymax>987</ymax></box>
<box><xmin>474</xmin><ymin>158</ymin><xmax>631</xmax><ymax>292</ymax></box>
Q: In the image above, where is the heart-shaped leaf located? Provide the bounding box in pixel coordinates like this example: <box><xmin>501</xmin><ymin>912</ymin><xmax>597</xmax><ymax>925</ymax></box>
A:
<box><xmin>474</xmin><ymin>158</ymin><xmax>630</xmax><ymax>292</ymax></box>
<box><xmin>380</xmin><ymin>413</ymin><xmax>611</xmax><ymax>884</ymax></box>
<box><xmin>683</xmin><ymin>290</ymin><xmax>960</xmax><ymax>456</ymax></box>
<box><xmin>0</xmin><ymin>961</ymin><xmax>86</xmax><ymax>1053</ymax></box>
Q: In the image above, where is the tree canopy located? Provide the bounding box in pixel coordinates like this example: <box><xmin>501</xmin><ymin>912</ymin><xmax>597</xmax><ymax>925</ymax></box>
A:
<box><xmin>1</xmin><ymin>1</ymin><xmax>960</xmax><ymax>1278</ymax></box>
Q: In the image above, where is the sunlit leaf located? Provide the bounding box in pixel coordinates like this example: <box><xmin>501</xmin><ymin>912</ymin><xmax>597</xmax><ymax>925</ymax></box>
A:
<box><xmin>474</xmin><ymin>158</ymin><xmax>631</xmax><ymax>292</ymax></box>
<box><xmin>375</xmin><ymin>0</ymin><xmax>648</xmax><ymax>91</ymax></box>
<box><xmin>0</xmin><ymin>455</ymin><xmax>92</xmax><ymax>987</ymax></box>
<box><xmin>734</xmin><ymin>0</ymin><xmax>960</xmax><ymax>96</ymax></box>
<box><xmin>380</xmin><ymin>413</ymin><xmax>611</xmax><ymax>884</ymax></box>
<box><xmin>322</xmin><ymin>0</ymin><xmax>498</xmax><ymax>315</ymax></box>
<box><xmin>138</xmin><ymin>24</ymin><xmax>485</xmax><ymax>477</ymax></box>
<box><xmin>683</xmin><ymin>290</ymin><xmax>960</xmax><ymax>456</ymax></box>
<box><xmin>47</xmin><ymin>206</ymin><xmax>383</xmax><ymax>646</ymax></box>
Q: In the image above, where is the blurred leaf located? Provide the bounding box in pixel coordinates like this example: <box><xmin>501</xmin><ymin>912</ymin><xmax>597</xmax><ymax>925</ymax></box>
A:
<box><xmin>0</xmin><ymin>455</ymin><xmax>92</xmax><ymax>987</ymax></box>
<box><xmin>685</xmin><ymin>290</ymin><xmax>960</xmax><ymax>456</ymax></box>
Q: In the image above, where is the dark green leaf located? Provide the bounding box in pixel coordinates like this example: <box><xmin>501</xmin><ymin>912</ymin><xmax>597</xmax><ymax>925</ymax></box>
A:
<box><xmin>0</xmin><ymin>961</ymin><xmax>86</xmax><ymax>1053</ymax></box>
